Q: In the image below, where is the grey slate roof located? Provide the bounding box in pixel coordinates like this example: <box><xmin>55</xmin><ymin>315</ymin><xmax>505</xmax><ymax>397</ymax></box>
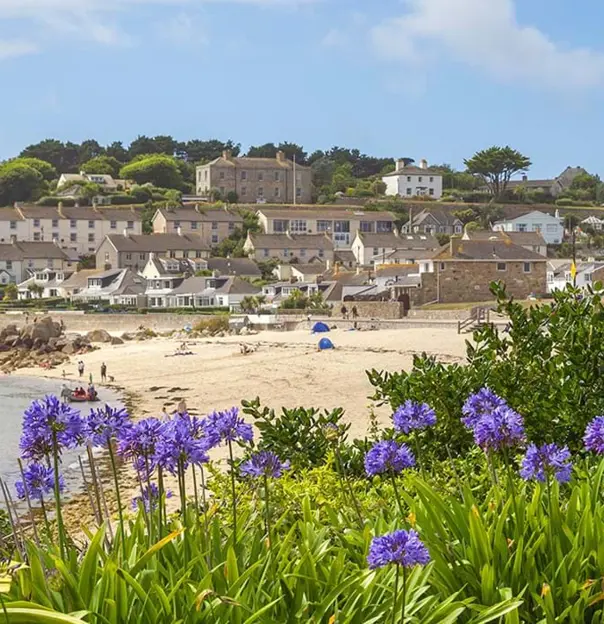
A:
<box><xmin>0</xmin><ymin>242</ymin><xmax>71</xmax><ymax>261</ymax></box>
<box><xmin>437</xmin><ymin>240</ymin><xmax>547</xmax><ymax>261</ymax></box>
<box><xmin>161</xmin><ymin>207</ymin><xmax>243</xmax><ymax>223</ymax></box>
<box><xmin>106</xmin><ymin>233</ymin><xmax>209</xmax><ymax>253</ymax></box>
<box><xmin>247</xmin><ymin>233</ymin><xmax>334</xmax><ymax>250</ymax></box>
<box><xmin>206</xmin><ymin>257</ymin><xmax>261</xmax><ymax>277</ymax></box>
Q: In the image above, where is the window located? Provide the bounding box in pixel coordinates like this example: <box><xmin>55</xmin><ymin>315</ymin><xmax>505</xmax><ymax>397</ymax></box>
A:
<box><xmin>407</xmin><ymin>176</ymin><xmax>411</xmax><ymax>182</ymax></box>
<box><xmin>33</xmin><ymin>219</ymin><xmax>40</xmax><ymax>227</ymax></box>
<box><xmin>585</xmin><ymin>273</ymin><xmax>593</xmax><ymax>282</ymax></box>
<box><xmin>204</xmin><ymin>170</ymin><xmax>208</xmax><ymax>180</ymax></box>
<box><xmin>429</xmin><ymin>188</ymin><xmax>435</xmax><ymax>196</ymax></box>
<box><xmin>406</xmin><ymin>188</ymin><xmax>412</xmax><ymax>196</ymax></box>
<box><xmin>183</xmin><ymin>251</ymin><xmax>189</xmax><ymax>258</ymax></box>
<box><xmin>258</xmin><ymin>187</ymin><xmax>264</xmax><ymax>197</ymax></box>
<box><xmin>110</xmin><ymin>220</ymin><xmax>117</xmax><ymax>229</ymax></box>
<box><xmin>377</xmin><ymin>221</ymin><xmax>392</xmax><ymax>233</ymax></box>
<box><xmin>88</xmin><ymin>233</ymin><xmax>95</xmax><ymax>242</ymax></box>
<box><xmin>258</xmin><ymin>172</ymin><xmax>264</xmax><ymax>181</ymax></box>
<box><xmin>524</xmin><ymin>262</ymin><xmax>532</xmax><ymax>273</ymax></box>
<box><xmin>300</xmin><ymin>249</ymin><xmax>306</xmax><ymax>257</ymax></box>
<box><xmin>127</xmin><ymin>221</ymin><xmax>134</xmax><ymax>229</ymax></box>
<box><xmin>70</xmin><ymin>219</ymin><xmax>76</xmax><ymax>228</ymax></box>
<box><xmin>195</xmin><ymin>251</ymin><xmax>203</xmax><ymax>258</ymax></box>
<box><xmin>429</xmin><ymin>177</ymin><xmax>434</xmax><ymax>183</ymax></box>
<box><xmin>454</xmin><ymin>225</ymin><xmax>463</xmax><ymax>234</ymax></box>
<box><xmin>360</xmin><ymin>222</ymin><xmax>373</xmax><ymax>233</ymax></box>
<box><xmin>418</xmin><ymin>176</ymin><xmax>423</xmax><ymax>183</ymax></box>
<box><xmin>191</xmin><ymin>221</ymin><xmax>198</xmax><ymax>230</ymax></box>
<box><xmin>440</xmin><ymin>262</ymin><xmax>446</xmax><ymax>271</ymax></box>
<box><xmin>373</xmin><ymin>247</ymin><xmax>379</xmax><ymax>256</ymax></box>
<box><xmin>274</xmin><ymin>187</ymin><xmax>280</xmax><ymax>198</ymax></box>
<box><xmin>296</xmin><ymin>187</ymin><xmax>302</xmax><ymax>198</ymax></box>
<box><xmin>88</xmin><ymin>220</ymin><xmax>95</xmax><ymax>229</ymax></box>
<box><xmin>50</xmin><ymin>219</ymin><xmax>58</xmax><ymax>228</ymax></box>
<box><xmin>546</xmin><ymin>224</ymin><xmax>558</xmax><ymax>233</ymax></box>
<box><xmin>228</xmin><ymin>222</ymin><xmax>235</xmax><ymax>231</ymax></box>
<box><xmin>274</xmin><ymin>171</ymin><xmax>280</xmax><ymax>181</ymax></box>
<box><xmin>317</xmin><ymin>220</ymin><xmax>331</xmax><ymax>232</ymax></box>
<box><xmin>334</xmin><ymin>220</ymin><xmax>350</xmax><ymax>233</ymax></box>
<box><xmin>9</xmin><ymin>221</ymin><xmax>16</xmax><ymax>230</ymax></box>
<box><xmin>241</xmin><ymin>171</ymin><xmax>247</xmax><ymax>180</ymax></box>
<box><xmin>497</xmin><ymin>262</ymin><xmax>507</xmax><ymax>272</ymax></box>
<box><xmin>517</xmin><ymin>223</ymin><xmax>528</xmax><ymax>232</ymax></box>
<box><xmin>6</xmin><ymin>261</ymin><xmax>12</xmax><ymax>270</ymax></box>
<box><xmin>212</xmin><ymin>235</ymin><xmax>218</xmax><ymax>244</ymax></box>
<box><xmin>220</xmin><ymin>187</ymin><xmax>225</xmax><ymax>195</ymax></box>
<box><xmin>219</xmin><ymin>171</ymin><xmax>225</xmax><ymax>180</ymax></box>
<box><xmin>318</xmin><ymin>249</ymin><xmax>324</xmax><ymax>258</ymax></box>
<box><xmin>70</xmin><ymin>233</ymin><xmax>76</xmax><ymax>242</ymax></box>
<box><xmin>33</xmin><ymin>232</ymin><xmax>41</xmax><ymax>241</ymax></box>
<box><xmin>169</xmin><ymin>251</ymin><xmax>176</xmax><ymax>258</ymax></box>
<box><xmin>104</xmin><ymin>252</ymin><xmax>109</xmax><ymax>262</ymax></box>
<box><xmin>284</xmin><ymin>248</ymin><xmax>289</xmax><ymax>256</ymax></box>
<box><xmin>126</xmin><ymin>253</ymin><xmax>132</xmax><ymax>260</ymax></box>
<box><xmin>532</xmin><ymin>223</ymin><xmax>542</xmax><ymax>232</ymax></box>
<box><xmin>263</xmin><ymin>248</ymin><xmax>269</xmax><ymax>258</ymax></box>
<box><xmin>174</xmin><ymin>221</ymin><xmax>180</xmax><ymax>228</ymax></box>
<box><xmin>290</xmin><ymin>219</ymin><xmax>307</xmax><ymax>234</ymax></box>
<box><xmin>212</xmin><ymin>221</ymin><xmax>218</xmax><ymax>230</ymax></box>
<box><xmin>241</xmin><ymin>187</ymin><xmax>247</xmax><ymax>196</ymax></box>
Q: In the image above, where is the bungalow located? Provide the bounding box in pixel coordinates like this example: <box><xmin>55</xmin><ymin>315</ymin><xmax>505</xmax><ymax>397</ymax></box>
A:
<box><xmin>243</xmin><ymin>232</ymin><xmax>335</xmax><ymax>263</ymax></box>
<box><xmin>71</xmin><ymin>269</ymin><xmax>147</xmax><ymax>305</ymax></box>
<box><xmin>547</xmin><ymin>259</ymin><xmax>604</xmax><ymax>293</ymax></box>
<box><xmin>17</xmin><ymin>268</ymin><xmax>73</xmax><ymax>300</ymax></box>
<box><xmin>430</xmin><ymin>238</ymin><xmax>547</xmax><ymax>303</ymax></box>
<box><xmin>261</xmin><ymin>280</ymin><xmax>341</xmax><ymax>308</ymax></box>
<box><xmin>374</xmin><ymin>265</ymin><xmax>422</xmax><ymax>291</ymax></box>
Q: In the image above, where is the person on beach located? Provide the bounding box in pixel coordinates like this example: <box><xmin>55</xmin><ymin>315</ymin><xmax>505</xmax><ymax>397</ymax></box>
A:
<box><xmin>100</xmin><ymin>362</ymin><xmax>107</xmax><ymax>383</ymax></box>
<box><xmin>177</xmin><ymin>399</ymin><xmax>187</xmax><ymax>415</ymax></box>
<box><xmin>351</xmin><ymin>306</ymin><xmax>358</xmax><ymax>320</ymax></box>
<box><xmin>78</xmin><ymin>360</ymin><xmax>84</xmax><ymax>378</ymax></box>
<box><xmin>341</xmin><ymin>305</ymin><xmax>348</xmax><ymax>320</ymax></box>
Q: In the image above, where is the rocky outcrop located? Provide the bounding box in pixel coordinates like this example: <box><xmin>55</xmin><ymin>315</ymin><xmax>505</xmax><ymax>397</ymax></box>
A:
<box><xmin>86</xmin><ymin>329</ymin><xmax>113</xmax><ymax>343</ymax></box>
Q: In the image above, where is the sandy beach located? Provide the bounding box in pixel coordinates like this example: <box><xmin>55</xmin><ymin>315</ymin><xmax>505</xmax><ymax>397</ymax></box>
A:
<box><xmin>19</xmin><ymin>326</ymin><xmax>468</xmax><ymax>522</ymax></box>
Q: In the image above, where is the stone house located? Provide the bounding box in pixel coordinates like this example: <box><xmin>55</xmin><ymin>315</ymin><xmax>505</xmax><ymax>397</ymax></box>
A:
<box><xmin>96</xmin><ymin>232</ymin><xmax>210</xmax><ymax>271</ymax></box>
<box><xmin>243</xmin><ymin>232</ymin><xmax>335</xmax><ymax>263</ymax></box>
<box><xmin>257</xmin><ymin>208</ymin><xmax>396</xmax><ymax>248</ymax></box>
<box><xmin>382</xmin><ymin>159</ymin><xmax>443</xmax><ymax>199</ymax></box>
<box><xmin>196</xmin><ymin>150</ymin><xmax>312</xmax><ymax>204</ymax></box>
<box><xmin>429</xmin><ymin>238</ymin><xmax>547</xmax><ymax>303</ymax></box>
<box><xmin>505</xmin><ymin>166</ymin><xmax>589</xmax><ymax>198</ymax></box>
<box><xmin>403</xmin><ymin>208</ymin><xmax>464</xmax><ymax>235</ymax></box>
<box><xmin>152</xmin><ymin>205</ymin><xmax>243</xmax><ymax>246</ymax></box>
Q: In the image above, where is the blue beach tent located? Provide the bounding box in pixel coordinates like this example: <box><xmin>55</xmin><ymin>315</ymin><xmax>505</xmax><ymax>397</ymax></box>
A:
<box><xmin>312</xmin><ymin>322</ymin><xmax>330</xmax><ymax>333</ymax></box>
<box><xmin>319</xmin><ymin>337</ymin><xmax>335</xmax><ymax>350</ymax></box>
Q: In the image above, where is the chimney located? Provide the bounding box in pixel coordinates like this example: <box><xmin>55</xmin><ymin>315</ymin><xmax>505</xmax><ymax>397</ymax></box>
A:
<box><xmin>522</xmin><ymin>174</ymin><xmax>528</xmax><ymax>182</ymax></box>
<box><xmin>10</xmin><ymin>235</ymin><xmax>17</xmax><ymax>245</ymax></box>
<box><xmin>222</xmin><ymin>150</ymin><xmax>232</xmax><ymax>160</ymax></box>
<box><xmin>419</xmin><ymin>159</ymin><xmax>428</xmax><ymax>170</ymax></box>
<box><xmin>123</xmin><ymin>229</ymin><xmax>129</xmax><ymax>238</ymax></box>
<box><xmin>449</xmin><ymin>235</ymin><xmax>460</xmax><ymax>256</ymax></box>
<box><xmin>57</xmin><ymin>203</ymin><xmax>65</xmax><ymax>218</ymax></box>
<box><xmin>177</xmin><ymin>226</ymin><xmax>182</xmax><ymax>236</ymax></box>
<box><xmin>326</xmin><ymin>258</ymin><xmax>332</xmax><ymax>271</ymax></box>
<box><xmin>194</xmin><ymin>203</ymin><xmax>201</xmax><ymax>214</ymax></box>
<box><xmin>276</xmin><ymin>150</ymin><xmax>286</xmax><ymax>163</ymax></box>
<box><xmin>396</xmin><ymin>159</ymin><xmax>406</xmax><ymax>172</ymax></box>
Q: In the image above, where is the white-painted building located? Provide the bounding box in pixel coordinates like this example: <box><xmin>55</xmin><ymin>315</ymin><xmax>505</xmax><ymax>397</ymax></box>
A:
<box><xmin>547</xmin><ymin>259</ymin><xmax>604</xmax><ymax>293</ymax></box>
<box><xmin>493</xmin><ymin>210</ymin><xmax>564</xmax><ymax>245</ymax></box>
<box><xmin>382</xmin><ymin>159</ymin><xmax>443</xmax><ymax>199</ymax></box>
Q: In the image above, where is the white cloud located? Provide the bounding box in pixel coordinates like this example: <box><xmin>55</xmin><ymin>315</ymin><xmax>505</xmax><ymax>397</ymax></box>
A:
<box><xmin>370</xmin><ymin>0</ymin><xmax>604</xmax><ymax>90</ymax></box>
<box><xmin>321</xmin><ymin>28</ymin><xmax>346</xmax><ymax>48</ymax></box>
<box><xmin>0</xmin><ymin>39</ymin><xmax>38</xmax><ymax>60</ymax></box>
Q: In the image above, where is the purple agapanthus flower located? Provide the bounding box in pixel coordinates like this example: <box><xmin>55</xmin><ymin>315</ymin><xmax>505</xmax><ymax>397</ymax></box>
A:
<box><xmin>207</xmin><ymin>407</ymin><xmax>253</xmax><ymax>444</ymax></box>
<box><xmin>20</xmin><ymin>395</ymin><xmax>83</xmax><ymax>461</ymax></box>
<box><xmin>240</xmin><ymin>451</ymin><xmax>290</xmax><ymax>479</ymax></box>
<box><xmin>364</xmin><ymin>440</ymin><xmax>415</xmax><ymax>476</ymax></box>
<box><xmin>85</xmin><ymin>404</ymin><xmax>132</xmax><ymax>448</ymax></box>
<box><xmin>154</xmin><ymin>415</ymin><xmax>210</xmax><ymax>474</ymax></box>
<box><xmin>462</xmin><ymin>388</ymin><xmax>508</xmax><ymax>429</ymax></box>
<box><xmin>584</xmin><ymin>416</ymin><xmax>604</xmax><ymax>454</ymax></box>
<box><xmin>472</xmin><ymin>405</ymin><xmax>525</xmax><ymax>451</ymax></box>
<box><xmin>367</xmin><ymin>529</ymin><xmax>430</xmax><ymax>570</ymax></box>
<box><xmin>393</xmin><ymin>401</ymin><xmax>437</xmax><ymax>434</ymax></box>
<box><xmin>15</xmin><ymin>463</ymin><xmax>64</xmax><ymax>501</ymax></box>
<box><xmin>520</xmin><ymin>443</ymin><xmax>572</xmax><ymax>484</ymax></box>
<box><xmin>131</xmin><ymin>483</ymin><xmax>172</xmax><ymax>512</ymax></box>
<box><xmin>118</xmin><ymin>417</ymin><xmax>166</xmax><ymax>475</ymax></box>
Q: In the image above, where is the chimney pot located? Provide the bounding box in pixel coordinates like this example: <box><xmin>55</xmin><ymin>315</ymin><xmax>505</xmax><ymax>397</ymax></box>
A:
<box><xmin>419</xmin><ymin>159</ymin><xmax>428</xmax><ymax>170</ymax></box>
<box><xmin>177</xmin><ymin>226</ymin><xmax>182</xmax><ymax>236</ymax></box>
<box><xmin>522</xmin><ymin>174</ymin><xmax>528</xmax><ymax>182</ymax></box>
<box><xmin>222</xmin><ymin>150</ymin><xmax>231</xmax><ymax>160</ymax></box>
<box><xmin>276</xmin><ymin>150</ymin><xmax>286</xmax><ymax>163</ymax></box>
<box><xmin>123</xmin><ymin>229</ymin><xmax>128</xmax><ymax>238</ymax></box>
<box><xmin>10</xmin><ymin>235</ymin><xmax>17</xmax><ymax>245</ymax></box>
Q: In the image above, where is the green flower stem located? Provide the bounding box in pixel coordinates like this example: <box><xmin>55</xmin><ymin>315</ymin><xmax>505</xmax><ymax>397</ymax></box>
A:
<box><xmin>390</xmin><ymin>472</ymin><xmax>404</xmax><ymax>517</ymax></box>
<box><xmin>414</xmin><ymin>435</ymin><xmax>427</xmax><ymax>482</ymax></box>
<box><xmin>51</xmin><ymin>432</ymin><xmax>66</xmax><ymax>559</ymax></box>
<box><xmin>108</xmin><ymin>443</ymin><xmax>127</xmax><ymax>561</ymax></box>
<box><xmin>263</xmin><ymin>475</ymin><xmax>272</xmax><ymax>553</ymax></box>
<box><xmin>545</xmin><ymin>477</ymin><xmax>557</xmax><ymax>605</ymax></box>
<box><xmin>227</xmin><ymin>439</ymin><xmax>238</xmax><ymax>545</ymax></box>
<box><xmin>191</xmin><ymin>464</ymin><xmax>202</xmax><ymax>540</ymax></box>
<box><xmin>199</xmin><ymin>465</ymin><xmax>210</xmax><ymax>566</ymax></box>
<box><xmin>392</xmin><ymin>564</ymin><xmax>400</xmax><ymax>624</ymax></box>
<box><xmin>401</xmin><ymin>566</ymin><xmax>407</xmax><ymax>623</ymax></box>
<box><xmin>334</xmin><ymin>445</ymin><xmax>364</xmax><ymax>528</ymax></box>
<box><xmin>17</xmin><ymin>459</ymin><xmax>40</xmax><ymax>546</ymax></box>
<box><xmin>144</xmin><ymin>456</ymin><xmax>154</xmax><ymax>544</ymax></box>
<box><xmin>502</xmin><ymin>449</ymin><xmax>521</xmax><ymax>534</ymax></box>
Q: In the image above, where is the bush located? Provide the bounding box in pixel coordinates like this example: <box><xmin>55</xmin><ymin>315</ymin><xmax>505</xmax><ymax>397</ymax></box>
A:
<box><xmin>192</xmin><ymin>315</ymin><xmax>229</xmax><ymax>334</ymax></box>
<box><xmin>110</xmin><ymin>194</ymin><xmax>135</xmax><ymax>205</ymax></box>
<box><xmin>37</xmin><ymin>196</ymin><xmax>77</xmax><ymax>207</ymax></box>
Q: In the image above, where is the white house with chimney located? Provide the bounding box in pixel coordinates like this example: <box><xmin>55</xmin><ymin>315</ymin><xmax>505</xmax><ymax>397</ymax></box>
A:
<box><xmin>382</xmin><ymin>159</ymin><xmax>443</xmax><ymax>200</ymax></box>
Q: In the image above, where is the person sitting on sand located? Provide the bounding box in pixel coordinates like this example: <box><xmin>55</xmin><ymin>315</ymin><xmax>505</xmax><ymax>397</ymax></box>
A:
<box><xmin>177</xmin><ymin>399</ymin><xmax>187</xmax><ymax>415</ymax></box>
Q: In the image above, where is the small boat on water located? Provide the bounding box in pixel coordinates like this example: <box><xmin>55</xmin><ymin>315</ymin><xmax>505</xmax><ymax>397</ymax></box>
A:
<box><xmin>68</xmin><ymin>392</ymin><xmax>100</xmax><ymax>403</ymax></box>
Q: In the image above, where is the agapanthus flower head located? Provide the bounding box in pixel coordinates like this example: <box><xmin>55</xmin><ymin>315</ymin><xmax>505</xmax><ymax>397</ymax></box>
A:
<box><xmin>393</xmin><ymin>400</ymin><xmax>437</xmax><ymax>434</ymax></box>
<box><xmin>193</xmin><ymin>415</ymin><xmax>221</xmax><ymax>450</ymax></box>
<box><xmin>20</xmin><ymin>395</ymin><xmax>83</xmax><ymax>461</ymax></box>
<box><xmin>207</xmin><ymin>407</ymin><xmax>253</xmax><ymax>444</ymax></box>
<box><xmin>472</xmin><ymin>405</ymin><xmax>525</xmax><ymax>452</ymax></box>
<box><xmin>118</xmin><ymin>417</ymin><xmax>165</xmax><ymax>474</ymax></box>
<box><xmin>520</xmin><ymin>443</ymin><xmax>572</xmax><ymax>484</ymax></box>
<box><xmin>85</xmin><ymin>404</ymin><xmax>132</xmax><ymax>448</ymax></box>
<box><xmin>462</xmin><ymin>388</ymin><xmax>508</xmax><ymax>429</ymax></box>
<box><xmin>367</xmin><ymin>529</ymin><xmax>430</xmax><ymax>570</ymax></box>
<box><xmin>240</xmin><ymin>451</ymin><xmax>290</xmax><ymax>479</ymax></box>
<box><xmin>364</xmin><ymin>440</ymin><xmax>415</xmax><ymax>476</ymax></box>
<box><xmin>154</xmin><ymin>415</ymin><xmax>210</xmax><ymax>474</ymax></box>
<box><xmin>584</xmin><ymin>416</ymin><xmax>604</xmax><ymax>454</ymax></box>
<box><xmin>131</xmin><ymin>483</ymin><xmax>172</xmax><ymax>512</ymax></box>
<box><xmin>15</xmin><ymin>463</ymin><xmax>64</xmax><ymax>501</ymax></box>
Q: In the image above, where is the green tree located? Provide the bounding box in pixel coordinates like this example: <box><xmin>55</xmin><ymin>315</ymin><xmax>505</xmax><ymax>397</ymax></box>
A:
<box><xmin>80</xmin><ymin>155</ymin><xmax>122</xmax><ymax>177</ymax></box>
<box><xmin>20</xmin><ymin>139</ymin><xmax>80</xmax><ymax>172</ymax></box>
<box><xmin>0</xmin><ymin>161</ymin><xmax>45</xmax><ymax>204</ymax></box>
<box><xmin>183</xmin><ymin>139</ymin><xmax>241</xmax><ymax>163</ymax></box>
<box><xmin>27</xmin><ymin>283</ymin><xmax>44</xmax><ymax>299</ymax></box>
<box><xmin>105</xmin><ymin>141</ymin><xmax>129</xmax><ymax>162</ymax></box>
<box><xmin>226</xmin><ymin>191</ymin><xmax>239</xmax><ymax>204</ymax></box>
<box><xmin>464</xmin><ymin>146</ymin><xmax>531</xmax><ymax>198</ymax></box>
<box><xmin>77</xmin><ymin>139</ymin><xmax>104</xmax><ymax>164</ymax></box>
<box><xmin>119</xmin><ymin>155</ymin><xmax>184</xmax><ymax>189</ymax></box>
<box><xmin>128</xmin><ymin>135</ymin><xmax>180</xmax><ymax>159</ymax></box>
<box><xmin>371</xmin><ymin>180</ymin><xmax>387</xmax><ymax>196</ymax></box>
<box><xmin>10</xmin><ymin>157</ymin><xmax>57</xmax><ymax>182</ymax></box>
<box><xmin>3</xmin><ymin>283</ymin><xmax>17</xmax><ymax>301</ymax></box>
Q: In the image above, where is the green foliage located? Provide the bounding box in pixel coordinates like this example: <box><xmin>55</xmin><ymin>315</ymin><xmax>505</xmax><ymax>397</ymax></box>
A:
<box><xmin>464</xmin><ymin>146</ymin><xmax>532</xmax><ymax>198</ymax></box>
<box><xmin>10</xmin><ymin>157</ymin><xmax>57</xmax><ymax>182</ymax></box>
<box><xmin>119</xmin><ymin>155</ymin><xmax>184</xmax><ymax>189</ymax></box>
<box><xmin>370</xmin><ymin>283</ymin><xmax>604</xmax><ymax>455</ymax></box>
<box><xmin>3</xmin><ymin>283</ymin><xmax>17</xmax><ymax>301</ymax></box>
<box><xmin>80</xmin><ymin>155</ymin><xmax>122</xmax><ymax>177</ymax></box>
<box><xmin>225</xmin><ymin>191</ymin><xmax>238</xmax><ymax>204</ymax></box>
<box><xmin>280</xmin><ymin>289</ymin><xmax>326</xmax><ymax>310</ymax></box>
<box><xmin>0</xmin><ymin>161</ymin><xmax>45</xmax><ymax>204</ymax></box>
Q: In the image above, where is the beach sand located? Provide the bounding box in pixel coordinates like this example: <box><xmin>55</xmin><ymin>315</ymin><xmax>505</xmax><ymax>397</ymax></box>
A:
<box><xmin>21</xmin><ymin>326</ymin><xmax>468</xmax><ymax>524</ymax></box>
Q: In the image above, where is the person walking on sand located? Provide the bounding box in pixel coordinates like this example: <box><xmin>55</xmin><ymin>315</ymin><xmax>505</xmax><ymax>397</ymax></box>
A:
<box><xmin>78</xmin><ymin>360</ymin><xmax>84</xmax><ymax>378</ymax></box>
<box><xmin>100</xmin><ymin>362</ymin><xmax>107</xmax><ymax>383</ymax></box>
<box><xmin>351</xmin><ymin>306</ymin><xmax>358</xmax><ymax>320</ymax></box>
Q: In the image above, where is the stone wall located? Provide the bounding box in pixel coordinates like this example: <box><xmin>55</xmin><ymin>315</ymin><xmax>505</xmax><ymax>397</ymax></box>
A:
<box><xmin>342</xmin><ymin>301</ymin><xmax>407</xmax><ymax>319</ymax></box>
<box><xmin>437</xmin><ymin>261</ymin><xmax>547</xmax><ymax>303</ymax></box>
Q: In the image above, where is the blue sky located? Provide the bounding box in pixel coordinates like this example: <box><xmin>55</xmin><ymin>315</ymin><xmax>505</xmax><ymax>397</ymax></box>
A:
<box><xmin>1</xmin><ymin>0</ymin><xmax>604</xmax><ymax>177</ymax></box>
